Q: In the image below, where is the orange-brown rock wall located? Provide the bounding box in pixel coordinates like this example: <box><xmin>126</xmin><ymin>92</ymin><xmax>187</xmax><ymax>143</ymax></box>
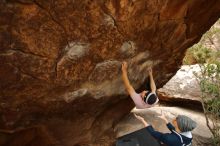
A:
<box><xmin>0</xmin><ymin>0</ymin><xmax>220</xmax><ymax>145</ymax></box>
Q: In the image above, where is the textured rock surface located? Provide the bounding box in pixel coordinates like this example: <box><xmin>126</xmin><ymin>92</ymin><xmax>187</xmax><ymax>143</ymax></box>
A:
<box><xmin>157</xmin><ymin>65</ymin><xmax>203</xmax><ymax>109</ymax></box>
<box><xmin>116</xmin><ymin>106</ymin><xmax>212</xmax><ymax>146</ymax></box>
<box><xmin>203</xmin><ymin>20</ymin><xmax>220</xmax><ymax>51</ymax></box>
<box><xmin>0</xmin><ymin>0</ymin><xmax>220</xmax><ymax>145</ymax></box>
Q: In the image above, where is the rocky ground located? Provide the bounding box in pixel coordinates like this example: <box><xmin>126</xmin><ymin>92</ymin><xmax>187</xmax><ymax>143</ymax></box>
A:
<box><xmin>115</xmin><ymin>106</ymin><xmax>212</xmax><ymax>146</ymax></box>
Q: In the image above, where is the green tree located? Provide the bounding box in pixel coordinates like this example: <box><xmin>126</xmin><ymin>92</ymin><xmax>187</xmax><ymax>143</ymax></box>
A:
<box><xmin>185</xmin><ymin>19</ymin><xmax>220</xmax><ymax>145</ymax></box>
<box><xmin>196</xmin><ymin>63</ymin><xmax>220</xmax><ymax>145</ymax></box>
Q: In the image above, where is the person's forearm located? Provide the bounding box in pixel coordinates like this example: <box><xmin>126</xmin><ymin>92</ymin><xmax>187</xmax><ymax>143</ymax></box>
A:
<box><xmin>146</xmin><ymin>126</ymin><xmax>164</xmax><ymax>141</ymax></box>
<box><xmin>163</xmin><ymin>118</ymin><xmax>169</xmax><ymax>124</ymax></box>
<box><xmin>149</xmin><ymin>73</ymin><xmax>156</xmax><ymax>92</ymax></box>
<box><xmin>167</xmin><ymin>123</ymin><xmax>176</xmax><ymax>131</ymax></box>
<box><xmin>140</xmin><ymin>119</ymin><xmax>149</xmax><ymax>127</ymax></box>
<box><xmin>122</xmin><ymin>72</ymin><xmax>132</xmax><ymax>92</ymax></box>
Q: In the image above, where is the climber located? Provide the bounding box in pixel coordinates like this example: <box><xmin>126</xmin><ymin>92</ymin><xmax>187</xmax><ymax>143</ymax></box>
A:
<box><xmin>121</xmin><ymin>61</ymin><xmax>159</xmax><ymax>109</ymax></box>
<box><xmin>134</xmin><ymin>113</ymin><xmax>197</xmax><ymax>146</ymax></box>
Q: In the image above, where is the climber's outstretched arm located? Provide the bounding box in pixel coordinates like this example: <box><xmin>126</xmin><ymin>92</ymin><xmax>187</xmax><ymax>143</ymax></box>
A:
<box><xmin>121</xmin><ymin>61</ymin><xmax>135</xmax><ymax>95</ymax></box>
<box><xmin>148</xmin><ymin>68</ymin><xmax>156</xmax><ymax>93</ymax></box>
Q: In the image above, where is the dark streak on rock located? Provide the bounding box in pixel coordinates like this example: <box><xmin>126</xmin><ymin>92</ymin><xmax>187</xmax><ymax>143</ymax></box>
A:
<box><xmin>10</xmin><ymin>48</ymin><xmax>47</xmax><ymax>58</ymax></box>
<box><xmin>32</xmin><ymin>0</ymin><xmax>70</xmax><ymax>78</ymax></box>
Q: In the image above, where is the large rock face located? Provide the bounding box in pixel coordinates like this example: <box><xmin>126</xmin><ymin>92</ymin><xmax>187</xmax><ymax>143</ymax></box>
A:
<box><xmin>0</xmin><ymin>0</ymin><xmax>220</xmax><ymax>145</ymax></box>
<box><xmin>157</xmin><ymin>65</ymin><xmax>203</xmax><ymax>109</ymax></box>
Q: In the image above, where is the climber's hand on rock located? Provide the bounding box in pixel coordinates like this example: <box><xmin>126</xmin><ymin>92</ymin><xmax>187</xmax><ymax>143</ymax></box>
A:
<box><xmin>121</xmin><ymin>61</ymin><xmax>128</xmax><ymax>73</ymax></box>
<box><xmin>148</xmin><ymin>67</ymin><xmax>152</xmax><ymax>75</ymax></box>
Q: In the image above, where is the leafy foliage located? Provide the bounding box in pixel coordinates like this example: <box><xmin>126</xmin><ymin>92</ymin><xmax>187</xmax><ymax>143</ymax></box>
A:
<box><xmin>198</xmin><ymin>63</ymin><xmax>220</xmax><ymax>145</ymax></box>
<box><xmin>186</xmin><ymin>19</ymin><xmax>220</xmax><ymax>145</ymax></box>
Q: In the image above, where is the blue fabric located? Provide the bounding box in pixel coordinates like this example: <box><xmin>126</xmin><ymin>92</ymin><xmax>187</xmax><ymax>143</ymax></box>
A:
<box><xmin>146</xmin><ymin>123</ymin><xmax>192</xmax><ymax>146</ymax></box>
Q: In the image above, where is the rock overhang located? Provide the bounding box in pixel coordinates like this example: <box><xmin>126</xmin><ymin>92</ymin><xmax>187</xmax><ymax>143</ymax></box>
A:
<box><xmin>0</xmin><ymin>0</ymin><xmax>220</xmax><ymax>145</ymax></box>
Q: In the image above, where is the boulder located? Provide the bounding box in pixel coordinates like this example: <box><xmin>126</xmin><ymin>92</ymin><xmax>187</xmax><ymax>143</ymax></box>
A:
<box><xmin>0</xmin><ymin>0</ymin><xmax>220</xmax><ymax>145</ymax></box>
<box><xmin>157</xmin><ymin>65</ymin><xmax>203</xmax><ymax>109</ymax></box>
<box><xmin>115</xmin><ymin>106</ymin><xmax>212</xmax><ymax>146</ymax></box>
